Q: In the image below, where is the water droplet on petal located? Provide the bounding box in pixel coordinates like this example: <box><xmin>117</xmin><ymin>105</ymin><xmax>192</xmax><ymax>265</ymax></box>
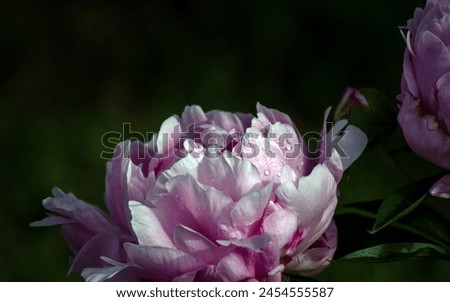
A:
<box><xmin>280</xmin><ymin>162</ymin><xmax>284</xmax><ymax>166</ymax></box>
<box><xmin>286</xmin><ymin>145</ymin><xmax>292</xmax><ymax>151</ymax></box>
<box><xmin>264</xmin><ymin>169</ymin><xmax>270</xmax><ymax>176</ymax></box>
<box><xmin>277</xmin><ymin>172</ymin><xmax>281</xmax><ymax>177</ymax></box>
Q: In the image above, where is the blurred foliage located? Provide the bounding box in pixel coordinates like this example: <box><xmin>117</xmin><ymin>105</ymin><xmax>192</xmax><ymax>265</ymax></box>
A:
<box><xmin>1</xmin><ymin>0</ymin><xmax>449</xmax><ymax>281</ymax></box>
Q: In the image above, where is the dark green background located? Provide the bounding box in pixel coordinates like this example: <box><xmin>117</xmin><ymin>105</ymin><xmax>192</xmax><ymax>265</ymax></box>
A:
<box><xmin>1</xmin><ymin>0</ymin><xmax>449</xmax><ymax>281</ymax></box>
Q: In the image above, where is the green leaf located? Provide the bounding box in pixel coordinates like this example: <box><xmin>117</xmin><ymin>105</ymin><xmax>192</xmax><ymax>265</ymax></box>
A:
<box><xmin>334</xmin><ymin>202</ymin><xmax>438</xmax><ymax>259</ymax></box>
<box><xmin>371</xmin><ymin>174</ymin><xmax>443</xmax><ymax>233</ymax></box>
<box><xmin>339</xmin><ymin>198</ymin><xmax>450</xmax><ymax>249</ymax></box>
<box><xmin>338</xmin><ymin>242</ymin><xmax>450</xmax><ymax>263</ymax></box>
<box><xmin>398</xmin><ymin>200</ymin><xmax>450</xmax><ymax>247</ymax></box>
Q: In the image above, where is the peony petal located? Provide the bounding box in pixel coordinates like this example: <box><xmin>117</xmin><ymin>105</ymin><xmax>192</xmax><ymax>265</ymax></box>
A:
<box><xmin>81</xmin><ymin>265</ymin><xmax>129</xmax><ymax>282</ymax></box>
<box><xmin>216</xmin><ymin>233</ymin><xmax>271</xmax><ymax>252</ymax></box>
<box><xmin>268</xmin><ymin>122</ymin><xmax>301</xmax><ymax>145</ymax></box>
<box><xmin>127</xmin><ymin>163</ymin><xmax>147</xmax><ymax>203</ymax></box>
<box><xmin>402</xmin><ymin>38</ymin><xmax>420</xmax><ymax>98</ymax></box>
<box><xmin>436</xmin><ymin>71</ymin><xmax>450</xmax><ymax>130</ymax></box>
<box><xmin>314</xmin><ymin>109</ymin><xmax>360</xmax><ymax>176</ymax></box>
<box><xmin>322</xmin><ymin>149</ymin><xmax>344</xmax><ymax>183</ymax></box>
<box><xmin>268</xmin><ymin>122</ymin><xmax>305</xmax><ymax>172</ymax></box>
<box><xmin>276</xmin><ymin>164</ymin><xmax>337</xmax><ymax>249</ymax></box>
<box><xmin>430</xmin><ymin>174</ymin><xmax>450</xmax><ymax>198</ymax></box>
<box><xmin>197</xmin><ymin>152</ymin><xmax>234</xmax><ymax>192</ymax></box>
<box><xmin>279</xmin><ymin>164</ymin><xmax>299</xmax><ymax>184</ymax></box>
<box><xmin>106</xmin><ymin>140</ymin><xmax>152</xmax><ymax>233</ymax></box>
<box><xmin>313</xmin><ymin>107</ymin><xmax>332</xmax><ymax>172</ymax></box>
<box><xmin>236</xmin><ymin>112</ymin><xmax>254</xmax><ymax>130</ymax></box>
<box><xmin>240</xmin><ymin>130</ymin><xmax>303</xmax><ymax>184</ymax></box>
<box><xmin>40</xmin><ymin>187</ymin><xmax>113</xmax><ymax>233</ymax></box>
<box><xmin>267</xmin><ymin>265</ymin><xmax>285</xmax><ymax>278</ymax></box>
<box><xmin>276</xmin><ymin>165</ymin><xmax>336</xmax><ymax>224</ymax></box>
<box><xmin>398</xmin><ymin>94</ymin><xmax>450</xmax><ymax>169</ymax></box>
<box><xmin>198</xmin><ymin>152</ymin><xmax>263</xmax><ymax>200</ymax></box>
<box><xmin>330</xmin><ymin>124</ymin><xmax>368</xmax><ymax>170</ymax></box>
<box><xmin>230</xmin><ymin>183</ymin><xmax>272</xmax><ymax>227</ymax></box>
<box><xmin>181</xmin><ymin>105</ymin><xmax>208</xmax><ymax>129</ymax></box>
<box><xmin>256</xmin><ymin>102</ymin><xmax>296</xmax><ymax>127</ymax></box>
<box><xmin>124</xmin><ymin>243</ymin><xmax>200</xmax><ymax>281</ymax></box>
<box><xmin>30</xmin><ymin>215</ymin><xmax>71</xmax><ymax>227</ymax></box>
<box><xmin>173</xmin><ymin>224</ymin><xmax>217</xmax><ymax>253</ymax></box>
<box><xmin>287</xmin><ymin>220</ymin><xmax>337</xmax><ymax>276</ymax></box>
<box><xmin>172</xmin><ymin>270</ymin><xmax>199</xmax><ymax>282</ymax></box>
<box><xmin>156</xmin><ymin>115</ymin><xmax>181</xmax><ymax>154</ymax></box>
<box><xmin>81</xmin><ymin>257</ymin><xmax>134</xmax><ymax>282</ymax></box>
<box><xmin>262</xmin><ymin>208</ymin><xmax>298</xmax><ymax>250</ymax></box>
<box><xmin>154</xmin><ymin>174</ymin><xmax>233</xmax><ymax>241</ymax></box>
<box><xmin>129</xmin><ymin>200</ymin><xmax>175</xmax><ymax>248</ymax></box>
<box><xmin>214</xmin><ymin>252</ymin><xmax>254</xmax><ymax>281</ymax></box>
<box><xmin>69</xmin><ymin>232</ymin><xmax>122</xmax><ymax>275</ymax></box>
<box><xmin>206</xmin><ymin>110</ymin><xmax>245</xmax><ymax>133</ymax></box>
<box><xmin>152</xmin><ymin>154</ymin><xmax>199</xmax><ymax>195</ymax></box>
<box><xmin>106</xmin><ymin>156</ymin><xmax>131</xmax><ymax>231</ymax></box>
<box><xmin>225</xmin><ymin>153</ymin><xmax>264</xmax><ymax>194</ymax></box>
<box><xmin>415</xmin><ymin>31</ymin><xmax>450</xmax><ymax>111</ymax></box>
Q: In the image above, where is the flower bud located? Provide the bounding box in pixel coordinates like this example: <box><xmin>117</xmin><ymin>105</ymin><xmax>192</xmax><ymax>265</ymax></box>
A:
<box><xmin>335</xmin><ymin>87</ymin><xmax>396</xmax><ymax>147</ymax></box>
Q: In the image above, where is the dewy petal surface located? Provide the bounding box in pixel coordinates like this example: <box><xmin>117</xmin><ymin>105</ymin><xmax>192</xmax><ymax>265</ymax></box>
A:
<box><xmin>35</xmin><ymin>103</ymin><xmax>366</xmax><ymax>281</ymax></box>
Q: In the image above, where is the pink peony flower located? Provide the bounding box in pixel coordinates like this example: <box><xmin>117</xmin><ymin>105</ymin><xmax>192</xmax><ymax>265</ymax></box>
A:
<box><xmin>32</xmin><ymin>103</ymin><xmax>367</xmax><ymax>281</ymax></box>
<box><xmin>398</xmin><ymin>0</ymin><xmax>450</xmax><ymax>170</ymax></box>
